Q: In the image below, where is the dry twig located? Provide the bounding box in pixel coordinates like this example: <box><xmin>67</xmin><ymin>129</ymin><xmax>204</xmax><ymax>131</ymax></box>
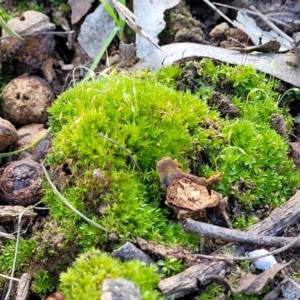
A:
<box><xmin>202</xmin><ymin>0</ymin><xmax>234</xmax><ymax>26</ymax></box>
<box><xmin>183</xmin><ymin>219</ymin><xmax>300</xmax><ymax>262</ymax></box>
<box><xmin>183</xmin><ymin>219</ymin><xmax>300</xmax><ymax>248</ymax></box>
<box><xmin>0</xmin><ymin>231</ymin><xmax>15</xmax><ymax>240</ymax></box>
<box><xmin>213</xmin><ymin>2</ymin><xmax>291</xmax><ymax>28</ymax></box>
<box><xmin>249</xmin><ymin>5</ymin><xmax>293</xmax><ymax>44</ymax></box>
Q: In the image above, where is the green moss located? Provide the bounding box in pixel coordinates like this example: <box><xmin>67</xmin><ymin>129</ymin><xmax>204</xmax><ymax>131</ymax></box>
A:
<box><xmin>40</xmin><ymin>61</ymin><xmax>300</xmax><ymax>298</ymax></box>
<box><xmin>59</xmin><ymin>249</ymin><xmax>162</xmax><ymax>300</ymax></box>
<box><xmin>196</xmin><ymin>283</ymin><xmax>223</xmax><ymax>300</ymax></box>
<box><xmin>157</xmin><ymin>257</ymin><xmax>184</xmax><ymax>276</ymax></box>
<box><xmin>45</xmin><ymin>71</ymin><xmax>214</xmax><ymax>249</ymax></box>
<box><xmin>17</xmin><ymin>1</ymin><xmax>43</xmax><ymax>13</ymax></box>
<box><xmin>45</xmin><ymin>64</ymin><xmax>300</xmax><ymax>246</ymax></box>
<box><xmin>0</xmin><ymin>239</ymin><xmax>36</xmax><ymax>290</ymax></box>
<box><xmin>32</xmin><ymin>270</ymin><xmax>59</xmax><ymax>295</ymax></box>
<box><xmin>48</xmin><ymin>72</ymin><xmax>214</xmax><ymax>170</ymax></box>
<box><xmin>161</xmin><ymin>60</ymin><xmax>300</xmax><ymax>209</ymax></box>
<box><xmin>50</xmin><ymin>0</ymin><xmax>70</xmax><ymax>12</ymax></box>
<box><xmin>0</xmin><ymin>239</ymin><xmax>36</xmax><ymax>275</ymax></box>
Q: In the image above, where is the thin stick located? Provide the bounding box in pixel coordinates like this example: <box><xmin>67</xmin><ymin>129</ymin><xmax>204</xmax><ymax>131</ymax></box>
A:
<box><xmin>0</xmin><ymin>30</ymin><xmax>74</xmax><ymax>40</ymax></box>
<box><xmin>197</xmin><ymin>235</ymin><xmax>300</xmax><ymax>261</ymax></box>
<box><xmin>0</xmin><ymin>274</ymin><xmax>20</xmax><ymax>282</ymax></box>
<box><xmin>0</xmin><ymin>127</ymin><xmax>51</xmax><ymax>158</ymax></box>
<box><xmin>183</xmin><ymin>218</ymin><xmax>300</xmax><ymax>262</ymax></box>
<box><xmin>0</xmin><ymin>231</ymin><xmax>15</xmax><ymax>240</ymax></box>
<box><xmin>213</xmin><ymin>2</ymin><xmax>291</xmax><ymax>28</ymax></box>
<box><xmin>202</xmin><ymin>0</ymin><xmax>234</xmax><ymax>26</ymax></box>
<box><xmin>249</xmin><ymin>5</ymin><xmax>293</xmax><ymax>44</ymax></box>
<box><xmin>211</xmin><ymin>1</ymin><xmax>293</xmax><ymax>45</ymax></box>
<box><xmin>111</xmin><ymin>0</ymin><xmax>161</xmax><ymax>50</ymax></box>
<box><xmin>41</xmin><ymin>161</ymin><xmax>111</xmax><ymax>233</ymax></box>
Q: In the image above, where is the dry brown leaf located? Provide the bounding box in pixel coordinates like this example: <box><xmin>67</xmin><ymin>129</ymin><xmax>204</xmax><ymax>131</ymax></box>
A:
<box><xmin>166</xmin><ymin>178</ymin><xmax>219</xmax><ymax>211</ymax></box>
<box><xmin>231</xmin><ymin>38</ymin><xmax>281</xmax><ymax>53</ymax></box>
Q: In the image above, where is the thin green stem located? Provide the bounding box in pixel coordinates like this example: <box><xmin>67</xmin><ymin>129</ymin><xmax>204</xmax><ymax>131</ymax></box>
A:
<box><xmin>85</xmin><ymin>26</ymin><xmax>120</xmax><ymax>80</ymax></box>
<box><xmin>0</xmin><ymin>128</ymin><xmax>51</xmax><ymax>158</ymax></box>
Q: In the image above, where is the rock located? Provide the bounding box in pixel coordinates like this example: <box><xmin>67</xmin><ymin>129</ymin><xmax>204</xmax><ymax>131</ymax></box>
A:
<box><xmin>101</xmin><ymin>278</ymin><xmax>142</xmax><ymax>300</ymax></box>
<box><xmin>134</xmin><ymin>0</ymin><xmax>180</xmax><ymax>58</ymax></box>
<box><xmin>78</xmin><ymin>4</ymin><xmax>115</xmax><ymax>59</ymax></box>
<box><xmin>1</xmin><ymin>10</ymin><xmax>56</xmax><ymax>69</ymax></box>
<box><xmin>69</xmin><ymin>0</ymin><xmax>94</xmax><ymax>24</ymax></box>
<box><xmin>112</xmin><ymin>241</ymin><xmax>155</xmax><ymax>265</ymax></box>
<box><xmin>0</xmin><ymin>159</ymin><xmax>43</xmax><ymax>206</ymax></box>
<box><xmin>1</xmin><ymin>75</ymin><xmax>54</xmax><ymax>127</ymax></box>
<box><xmin>0</xmin><ymin>117</ymin><xmax>18</xmax><ymax>151</ymax></box>
<box><xmin>210</xmin><ymin>22</ymin><xmax>229</xmax><ymax>38</ymax></box>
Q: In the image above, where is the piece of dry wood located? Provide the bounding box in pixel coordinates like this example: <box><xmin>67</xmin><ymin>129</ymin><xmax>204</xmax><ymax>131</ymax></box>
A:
<box><xmin>159</xmin><ymin>261</ymin><xmax>226</xmax><ymax>299</ymax></box>
<box><xmin>183</xmin><ymin>219</ymin><xmax>300</xmax><ymax>248</ymax></box>
<box><xmin>0</xmin><ymin>206</ymin><xmax>37</xmax><ymax>221</ymax></box>
<box><xmin>16</xmin><ymin>273</ymin><xmax>31</xmax><ymax>300</ymax></box>
<box><xmin>158</xmin><ymin>190</ymin><xmax>300</xmax><ymax>298</ymax></box>
<box><xmin>244</xmin><ymin>190</ymin><xmax>300</xmax><ymax>236</ymax></box>
<box><xmin>137</xmin><ymin>43</ymin><xmax>300</xmax><ymax>87</ymax></box>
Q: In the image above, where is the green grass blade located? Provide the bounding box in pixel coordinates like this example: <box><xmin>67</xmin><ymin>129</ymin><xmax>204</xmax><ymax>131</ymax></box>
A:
<box><xmin>0</xmin><ymin>17</ymin><xmax>23</xmax><ymax>40</ymax></box>
<box><xmin>85</xmin><ymin>26</ymin><xmax>120</xmax><ymax>80</ymax></box>
<box><xmin>0</xmin><ymin>128</ymin><xmax>50</xmax><ymax>158</ymax></box>
<box><xmin>100</xmin><ymin>0</ymin><xmax>120</xmax><ymax>25</ymax></box>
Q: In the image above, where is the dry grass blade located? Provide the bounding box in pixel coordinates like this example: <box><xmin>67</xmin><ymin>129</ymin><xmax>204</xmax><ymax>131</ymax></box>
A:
<box><xmin>111</xmin><ymin>0</ymin><xmax>162</xmax><ymax>51</ymax></box>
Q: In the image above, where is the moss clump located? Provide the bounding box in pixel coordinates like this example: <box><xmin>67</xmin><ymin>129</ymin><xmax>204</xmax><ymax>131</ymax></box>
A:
<box><xmin>59</xmin><ymin>249</ymin><xmax>162</xmax><ymax>300</ymax></box>
<box><xmin>197</xmin><ymin>59</ymin><xmax>299</xmax><ymax>208</ymax></box>
<box><xmin>48</xmin><ymin>71</ymin><xmax>216</xmax><ymax>170</ymax></box>
<box><xmin>45</xmin><ymin>70</ymin><xmax>217</xmax><ymax>249</ymax></box>
<box><xmin>158</xmin><ymin>60</ymin><xmax>300</xmax><ymax>209</ymax></box>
